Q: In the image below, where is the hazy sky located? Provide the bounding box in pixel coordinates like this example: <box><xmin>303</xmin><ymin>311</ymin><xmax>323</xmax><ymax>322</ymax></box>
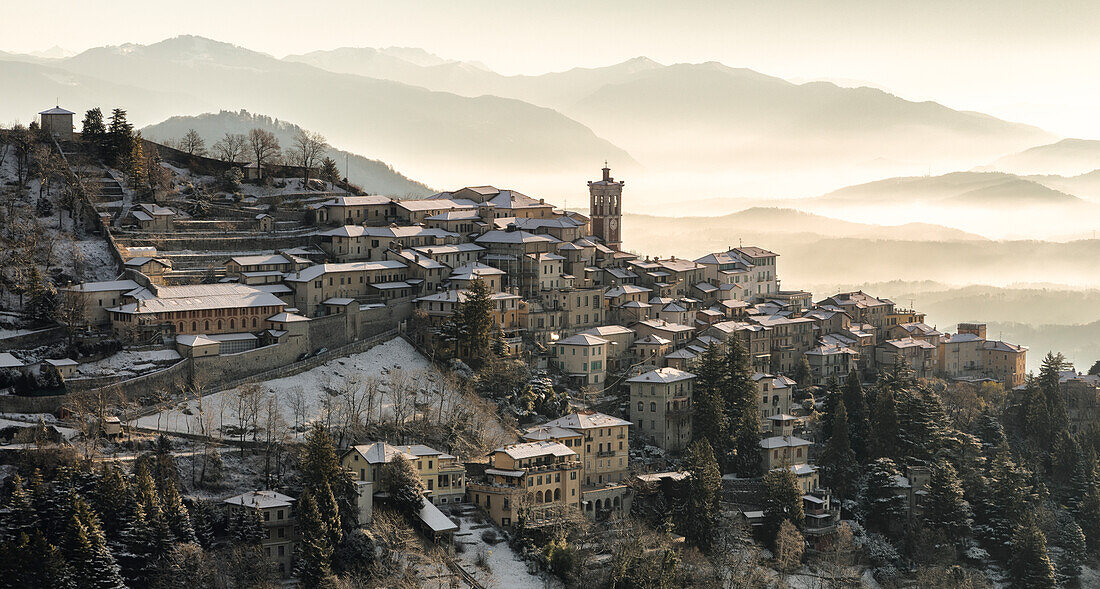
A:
<box><xmin>6</xmin><ymin>0</ymin><xmax>1100</xmax><ymax>136</ymax></box>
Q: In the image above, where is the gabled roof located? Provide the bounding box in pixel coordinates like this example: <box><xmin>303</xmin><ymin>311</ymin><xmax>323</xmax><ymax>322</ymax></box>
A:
<box><xmin>285</xmin><ymin>261</ymin><xmax>407</xmax><ymax>282</ymax></box>
<box><xmin>759</xmin><ymin>436</ymin><xmax>812</xmax><ymax>449</ymax></box>
<box><xmin>627</xmin><ymin>367</ymin><xmax>696</xmax><ymax>384</ymax></box>
<box><xmin>495</xmin><ymin>440</ymin><xmax>575</xmax><ymax>460</ymax></box>
<box><xmin>542</xmin><ymin>411</ymin><xmax>631</xmax><ymax>430</ymax></box>
<box><xmin>557</xmin><ymin>334</ymin><xmax>609</xmax><ymax>346</ymax></box>
<box><xmin>223</xmin><ymin>490</ymin><xmax>295</xmax><ymax>509</ymax></box>
<box><xmin>522</xmin><ymin>425</ymin><xmax>584</xmax><ymax>441</ymax></box>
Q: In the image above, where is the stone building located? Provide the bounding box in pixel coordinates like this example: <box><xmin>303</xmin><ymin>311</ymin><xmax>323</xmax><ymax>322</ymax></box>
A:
<box><xmin>627</xmin><ymin>367</ymin><xmax>695</xmax><ymax>452</ymax></box>
<box><xmin>223</xmin><ymin>491</ymin><xmax>297</xmax><ymax>576</ymax></box>
<box><xmin>588</xmin><ymin>165</ymin><xmax>623</xmax><ymax>250</ymax></box>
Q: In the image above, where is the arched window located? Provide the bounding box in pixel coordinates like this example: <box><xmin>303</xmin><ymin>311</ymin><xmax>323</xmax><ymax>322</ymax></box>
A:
<box><xmin>178</xmin><ymin>322</ymin><xmax>184</xmax><ymax>332</ymax></box>
<box><xmin>204</xmin><ymin>321</ymin><xmax>210</xmax><ymax>330</ymax></box>
<box><xmin>229</xmin><ymin>318</ymin><xmax>235</xmax><ymax>329</ymax></box>
<box><xmin>217</xmin><ymin>320</ymin><xmax>222</xmax><ymax>330</ymax></box>
<box><xmin>595</xmin><ymin>499</ymin><xmax>602</xmax><ymax>511</ymax></box>
<box><xmin>191</xmin><ymin>321</ymin><xmax>197</xmax><ymax>331</ymax></box>
<box><xmin>613</xmin><ymin>496</ymin><xmax>620</xmax><ymax>508</ymax></box>
<box><xmin>535</xmin><ymin>490</ymin><xmax>544</xmax><ymax>504</ymax></box>
<box><xmin>252</xmin><ymin>317</ymin><xmax>257</xmax><ymax>328</ymax></box>
<box><xmin>553</xmin><ymin>488</ymin><xmax>561</xmax><ymax>501</ymax></box>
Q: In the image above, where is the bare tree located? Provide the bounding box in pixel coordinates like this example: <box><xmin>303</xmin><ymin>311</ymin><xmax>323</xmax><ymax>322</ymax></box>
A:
<box><xmin>289</xmin><ymin>129</ymin><xmax>327</xmax><ymax>188</ymax></box>
<box><xmin>178</xmin><ymin>129</ymin><xmax>206</xmax><ymax>156</ymax></box>
<box><xmin>232</xmin><ymin>382</ymin><xmax>263</xmax><ymax>456</ymax></box>
<box><xmin>212</xmin><ymin>132</ymin><xmax>247</xmax><ymax>163</ymax></box>
<box><xmin>247</xmin><ymin>129</ymin><xmax>280</xmax><ymax>180</ymax></box>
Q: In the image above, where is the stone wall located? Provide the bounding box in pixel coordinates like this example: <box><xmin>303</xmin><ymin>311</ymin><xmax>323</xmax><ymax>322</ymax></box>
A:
<box><xmin>113</xmin><ymin>233</ymin><xmax>320</xmax><ymax>253</ymax></box>
<box><xmin>0</xmin><ymin>326</ymin><xmax>65</xmax><ymax>352</ymax></box>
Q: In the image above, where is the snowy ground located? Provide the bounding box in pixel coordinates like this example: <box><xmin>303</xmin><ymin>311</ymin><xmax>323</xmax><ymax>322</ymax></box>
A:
<box><xmin>447</xmin><ymin>505</ymin><xmax>561</xmax><ymax>589</ymax></box>
<box><xmin>72</xmin><ymin>349</ymin><xmax>182</xmax><ymax>379</ymax></box>
<box><xmin>132</xmin><ymin>338</ymin><xmax>438</xmax><ymax>438</ymax></box>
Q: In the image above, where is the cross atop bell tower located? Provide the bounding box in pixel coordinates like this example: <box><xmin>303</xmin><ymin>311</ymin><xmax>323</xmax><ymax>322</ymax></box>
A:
<box><xmin>587</xmin><ymin>163</ymin><xmax>624</xmax><ymax>250</ymax></box>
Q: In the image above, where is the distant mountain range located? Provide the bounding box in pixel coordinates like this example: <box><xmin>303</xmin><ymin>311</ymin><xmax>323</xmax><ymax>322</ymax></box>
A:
<box><xmin>979</xmin><ymin>138</ymin><xmax>1100</xmax><ymax>176</ymax></box>
<box><xmin>0</xmin><ymin>36</ymin><xmax>634</xmax><ymax>182</ymax></box>
<box><xmin>141</xmin><ymin>110</ymin><xmax>434</xmax><ymax>197</ymax></box>
<box><xmin>287</xmin><ymin>47</ymin><xmax>1055</xmax><ymax>172</ymax></box>
<box><xmin>0</xmin><ymin>35</ymin><xmax>1064</xmax><ymax>195</ymax></box>
<box><xmin>816</xmin><ymin>171</ymin><xmax>1085</xmax><ymax>207</ymax></box>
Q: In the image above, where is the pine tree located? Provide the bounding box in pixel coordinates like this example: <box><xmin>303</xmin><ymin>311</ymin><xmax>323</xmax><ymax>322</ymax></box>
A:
<box><xmin>820</xmin><ymin>399</ymin><xmax>858</xmax><ymax>500</ymax></box>
<box><xmin>976</xmin><ymin>450</ymin><xmax>1036</xmax><ymax>561</ymax></box>
<box><xmin>106</xmin><ymin>108</ymin><xmax>133</xmax><ymax>168</ymax></box>
<box><xmin>691</xmin><ymin>344</ymin><xmax>728</xmax><ymax>456</ymax></box>
<box><xmin>128</xmin><ymin>132</ymin><xmax>146</xmax><ymax>189</ymax></box>
<box><xmin>973</xmin><ymin>412</ymin><xmax>1007</xmax><ymax>457</ymax></box>
<box><xmin>793</xmin><ymin>356</ymin><xmax>811</xmax><ymax>387</ymax></box>
<box><xmin>1056</xmin><ymin>520</ymin><xmax>1086</xmax><ymax>588</ymax></box>
<box><xmin>1017</xmin><ymin>377</ymin><xmax>1052</xmax><ymax>449</ymax></box>
<box><xmin>1076</xmin><ymin>486</ymin><xmax>1100</xmax><ymax>554</ymax></box>
<box><xmin>895</xmin><ymin>388</ymin><xmax>950</xmax><ymax>464</ymax></box>
<box><xmin>318</xmin><ymin>156</ymin><xmax>340</xmax><ymax>186</ymax></box>
<box><xmin>1039</xmin><ymin>352</ymin><xmax>1069</xmax><ymax>435</ymax></box>
<box><xmin>842</xmin><ymin>370</ymin><xmax>869</xmax><ymax>458</ymax></box>
<box><xmin>116</xmin><ymin>502</ymin><xmax>156</xmax><ymax>583</ymax></box>
<box><xmin>25</xmin><ymin>267</ymin><xmax>59</xmax><ymax>322</ymax></box>
<box><xmin>861</xmin><ymin>458</ymin><xmax>907</xmax><ymax>538</ymax></box>
<box><xmin>724</xmin><ymin>336</ymin><xmax>762</xmax><ymax>476</ymax></box>
<box><xmin>227</xmin><ymin>507</ymin><xmax>265</xmax><ymax>546</ymax></box>
<box><xmin>91</xmin><ymin>466</ymin><xmax>131</xmax><ymax>538</ymax></box>
<box><xmin>2</xmin><ymin>530</ymin><xmax>76</xmax><ymax>589</ymax></box>
<box><xmin>1</xmin><ymin>474</ymin><xmax>39</xmax><ymax>542</ymax></box>
<box><xmin>161</xmin><ymin>481</ymin><xmax>197</xmax><ymax>544</ymax></box>
<box><xmin>380</xmin><ymin>454</ymin><xmax>425</xmax><ymax>517</ymax></box>
<box><xmin>457</xmin><ymin>279</ymin><xmax>494</xmax><ymax>367</ymax></box>
<box><xmin>923</xmin><ymin>459</ymin><xmax>972</xmax><ymax>546</ymax></box>
<box><xmin>869</xmin><ymin>385</ymin><xmax>900</xmax><ymax>461</ymax></box>
<box><xmin>1010</xmin><ymin>517</ymin><xmax>1057</xmax><ymax>589</ymax></box>
<box><xmin>295</xmin><ymin>491</ymin><xmax>333</xmax><ymax>588</ymax></box>
<box><xmin>62</xmin><ymin>496</ymin><xmax>127</xmax><ymax>589</ymax></box>
<box><xmin>300</xmin><ymin>423</ymin><xmax>358</xmax><ymax>529</ymax></box>
<box><xmin>676</xmin><ymin>439</ymin><xmax>722</xmax><ymax>549</ymax></box>
<box><xmin>80</xmin><ymin>108</ymin><xmax>106</xmax><ymax>158</ymax></box>
<box><xmin>762</xmin><ymin>466</ymin><xmax>805</xmax><ymax>549</ymax></box>
<box><xmin>820</xmin><ymin>375</ymin><xmax>841</xmax><ymax>441</ymax></box>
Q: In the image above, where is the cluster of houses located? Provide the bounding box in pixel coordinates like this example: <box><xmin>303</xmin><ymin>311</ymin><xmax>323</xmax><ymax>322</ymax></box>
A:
<box><xmin>44</xmin><ymin>161</ymin><xmax>1043</xmax><ymax>574</ymax></box>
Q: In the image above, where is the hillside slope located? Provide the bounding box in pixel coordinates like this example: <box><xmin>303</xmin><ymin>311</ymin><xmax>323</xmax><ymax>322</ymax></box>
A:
<box><xmin>141</xmin><ymin>110</ymin><xmax>434</xmax><ymax>197</ymax></box>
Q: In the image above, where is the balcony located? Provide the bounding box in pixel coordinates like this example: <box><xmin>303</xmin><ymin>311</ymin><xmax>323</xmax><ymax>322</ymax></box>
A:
<box><xmin>596</xmin><ymin>450</ymin><xmax>615</xmax><ymax>458</ymax></box>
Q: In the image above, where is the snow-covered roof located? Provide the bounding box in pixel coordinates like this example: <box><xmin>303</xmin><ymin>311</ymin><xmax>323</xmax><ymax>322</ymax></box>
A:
<box><xmin>627</xmin><ymin>367</ymin><xmax>696</xmax><ymax>384</ymax></box>
<box><xmin>65</xmin><ymin>279</ymin><xmax>141</xmax><ymax>293</ymax></box>
<box><xmin>267</xmin><ymin>312</ymin><xmax>310</xmax><ymax>323</ymax></box>
<box><xmin>0</xmin><ymin>353</ymin><xmax>26</xmax><ymax>368</ymax></box>
<box><xmin>495</xmin><ymin>440</ymin><xmax>576</xmax><ymax>460</ymax></box>
<box><xmin>229</xmin><ymin>254</ymin><xmax>291</xmax><ymax>267</ymax></box>
<box><xmin>44</xmin><ymin>358</ymin><xmax>78</xmax><ymax>367</ymax></box>
<box><xmin>40</xmin><ymin>106</ymin><xmax>75</xmax><ymax>115</ymax></box>
<box><xmin>176</xmin><ymin>334</ymin><xmax>220</xmax><ymax>347</ymax></box>
<box><xmin>522</xmin><ymin>425</ymin><xmax>584</xmax><ymax>441</ymax></box>
<box><xmin>557</xmin><ymin>334</ymin><xmax>609</xmax><ymax>346</ymax></box>
<box><xmin>223</xmin><ymin>490</ymin><xmax>295</xmax><ymax>509</ymax></box>
<box><xmin>578</xmin><ymin>325</ymin><xmax>635</xmax><ymax>338</ymax></box>
<box><xmin>759</xmin><ymin>436</ymin><xmax>812</xmax><ymax>449</ymax></box>
<box><xmin>110</xmin><ymin>285</ymin><xmax>283</xmax><ymax>315</ymax></box>
<box><xmin>418</xmin><ymin>498</ymin><xmax>458</xmax><ymax>533</ymax></box>
<box><xmin>542</xmin><ymin>411</ymin><xmax>631</xmax><ymax>430</ymax></box>
<box><xmin>286</xmin><ymin>261</ymin><xmax>407</xmax><ymax>282</ymax></box>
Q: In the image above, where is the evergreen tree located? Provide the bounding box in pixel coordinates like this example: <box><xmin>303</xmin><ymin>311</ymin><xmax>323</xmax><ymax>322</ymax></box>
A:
<box><xmin>820</xmin><ymin>399</ymin><xmax>858</xmax><ymax>500</ymax></box>
<box><xmin>295</xmin><ymin>491</ymin><xmax>333</xmax><ymax>588</ymax></box>
<box><xmin>691</xmin><ymin>344</ymin><xmax>728</xmax><ymax>456</ymax></box>
<box><xmin>1056</xmin><ymin>520</ymin><xmax>1086</xmax><ymax>588</ymax></box>
<box><xmin>116</xmin><ymin>502</ymin><xmax>156</xmax><ymax>583</ymax></box>
<box><xmin>380</xmin><ymin>454</ymin><xmax>425</xmax><ymax>517</ymax></box>
<box><xmin>973</xmin><ymin>412</ymin><xmax>1008</xmax><ymax>457</ymax></box>
<box><xmin>1039</xmin><ymin>352</ymin><xmax>1069</xmax><ymax>434</ymax></box>
<box><xmin>227</xmin><ymin>508</ymin><xmax>265</xmax><ymax>546</ymax></box>
<box><xmin>62</xmin><ymin>496</ymin><xmax>126</xmax><ymax>589</ymax></box>
<box><xmin>80</xmin><ymin>108</ymin><xmax>106</xmax><ymax>158</ymax></box>
<box><xmin>300</xmin><ymin>424</ymin><xmax>357</xmax><ymax>529</ymax></box>
<box><xmin>1</xmin><ymin>530</ymin><xmax>75</xmax><ymax>589</ymax></box>
<box><xmin>25</xmin><ymin>267</ymin><xmax>59</xmax><ymax>322</ymax></box>
<box><xmin>457</xmin><ymin>279</ymin><xmax>494</xmax><ymax>367</ymax></box>
<box><xmin>106</xmin><ymin>108</ymin><xmax>133</xmax><ymax>168</ymax></box>
<box><xmin>819</xmin><ymin>375</ymin><xmax>841</xmax><ymax>441</ymax></box>
<box><xmin>762</xmin><ymin>466</ymin><xmax>805</xmax><ymax>549</ymax></box>
<box><xmin>976</xmin><ymin>450</ymin><xmax>1036</xmax><ymax>561</ymax></box>
<box><xmin>676</xmin><ymin>439</ymin><xmax>721</xmax><ymax>549</ymax></box>
<box><xmin>869</xmin><ymin>385</ymin><xmax>900</xmax><ymax>461</ymax></box>
<box><xmin>895</xmin><ymin>388</ymin><xmax>950</xmax><ymax>464</ymax></box>
<box><xmin>161</xmin><ymin>481</ymin><xmax>197</xmax><ymax>544</ymax></box>
<box><xmin>842</xmin><ymin>370</ymin><xmax>869</xmax><ymax>458</ymax></box>
<box><xmin>1</xmin><ymin>474</ymin><xmax>39</xmax><ymax>542</ymax></box>
<box><xmin>128</xmin><ymin>132</ymin><xmax>146</xmax><ymax>189</ymax></box>
<box><xmin>923</xmin><ymin>459</ymin><xmax>972</xmax><ymax>546</ymax></box>
<box><xmin>793</xmin><ymin>356</ymin><xmax>811</xmax><ymax>387</ymax></box>
<box><xmin>861</xmin><ymin>458</ymin><xmax>907</xmax><ymax>538</ymax></box>
<box><xmin>1017</xmin><ymin>377</ymin><xmax>1052</xmax><ymax>449</ymax></box>
<box><xmin>318</xmin><ymin>156</ymin><xmax>340</xmax><ymax>186</ymax></box>
<box><xmin>1076</xmin><ymin>486</ymin><xmax>1100</xmax><ymax>554</ymax></box>
<box><xmin>91</xmin><ymin>466</ymin><xmax>131</xmax><ymax>538</ymax></box>
<box><xmin>724</xmin><ymin>336</ymin><xmax>762</xmax><ymax>476</ymax></box>
<box><xmin>1088</xmin><ymin>360</ymin><xmax>1100</xmax><ymax>377</ymax></box>
<box><xmin>1010</xmin><ymin>517</ymin><xmax>1057</xmax><ymax>589</ymax></box>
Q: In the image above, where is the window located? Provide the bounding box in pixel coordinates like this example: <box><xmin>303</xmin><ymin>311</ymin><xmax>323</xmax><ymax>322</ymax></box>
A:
<box><xmin>277</xmin><ymin>510</ymin><xmax>284</xmax><ymax>520</ymax></box>
<box><xmin>650</xmin><ymin>402</ymin><xmax>656</xmax><ymax>412</ymax></box>
<box><xmin>263</xmin><ymin>512</ymin><xmax>270</xmax><ymax>521</ymax></box>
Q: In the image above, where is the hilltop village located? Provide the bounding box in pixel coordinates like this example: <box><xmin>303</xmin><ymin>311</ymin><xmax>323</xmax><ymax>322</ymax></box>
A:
<box><xmin>1</xmin><ymin>106</ymin><xmax>1098</xmax><ymax>589</ymax></box>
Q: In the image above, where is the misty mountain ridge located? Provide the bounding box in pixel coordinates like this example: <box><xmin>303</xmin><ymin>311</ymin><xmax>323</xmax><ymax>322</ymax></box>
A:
<box><xmin>0</xmin><ymin>35</ymin><xmax>635</xmax><ymax>184</ymax></box>
<box><xmin>141</xmin><ymin>110</ymin><xmax>434</xmax><ymax>198</ymax></box>
<box><xmin>979</xmin><ymin>138</ymin><xmax>1100</xmax><ymax>176</ymax></box>
<box><xmin>817</xmin><ymin>171</ymin><xmax>1085</xmax><ymax>207</ymax></box>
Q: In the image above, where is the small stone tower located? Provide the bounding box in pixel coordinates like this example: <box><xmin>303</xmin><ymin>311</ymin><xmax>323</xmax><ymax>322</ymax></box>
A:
<box><xmin>587</xmin><ymin>164</ymin><xmax>623</xmax><ymax>250</ymax></box>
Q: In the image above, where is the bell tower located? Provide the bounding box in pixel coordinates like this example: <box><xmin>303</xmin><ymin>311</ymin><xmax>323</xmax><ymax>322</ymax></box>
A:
<box><xmin>587</xmin><ymin>163</ymin><xmax>623</xmax><ymax>250</ymax></box>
